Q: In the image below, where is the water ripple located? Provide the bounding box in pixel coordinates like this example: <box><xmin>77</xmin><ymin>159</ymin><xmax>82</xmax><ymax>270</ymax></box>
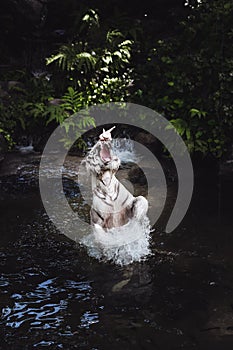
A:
<box><xmin>1</xmin><ymin>277</ymin><xmax>95</xmax><ymax>331</ymax></box>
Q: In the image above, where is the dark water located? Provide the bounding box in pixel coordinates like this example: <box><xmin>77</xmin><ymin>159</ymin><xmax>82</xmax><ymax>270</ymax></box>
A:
<box><xmin>0</xmin><ymin>153</ymin><xmax>233</xmax><ymax>350</ymax></box>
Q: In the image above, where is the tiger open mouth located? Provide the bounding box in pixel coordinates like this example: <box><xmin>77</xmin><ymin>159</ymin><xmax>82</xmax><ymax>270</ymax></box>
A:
<box><xmin>100</xmin><ymin>143</ymin><xmax>112</xmax><ymax>163</ymax></box>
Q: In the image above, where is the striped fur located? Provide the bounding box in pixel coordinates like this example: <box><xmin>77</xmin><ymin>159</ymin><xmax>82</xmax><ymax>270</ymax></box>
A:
<box><xmin>83</xmin><ymin>138</ymin><xmax>148</xmax><ymax>231</ymax></box>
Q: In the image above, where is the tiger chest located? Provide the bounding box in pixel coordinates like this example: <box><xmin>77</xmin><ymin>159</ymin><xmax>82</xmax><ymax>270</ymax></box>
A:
<box><xmin>92</xmin><ymin>177</ymin><xmax>134</xmax><ymax>228</ymax></box>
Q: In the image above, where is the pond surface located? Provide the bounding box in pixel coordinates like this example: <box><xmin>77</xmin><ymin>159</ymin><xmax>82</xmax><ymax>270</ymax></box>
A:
<box><xmin>0</xmin><ymin>152</ymin><xmax>233</xmax><ymax>349</ymax></box>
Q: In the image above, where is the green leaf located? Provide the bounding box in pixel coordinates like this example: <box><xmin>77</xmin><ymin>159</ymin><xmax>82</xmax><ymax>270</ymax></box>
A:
<box><xmin>190</xmin><ymin>108</ymin><xmax>200</xmax><ymax>116</ymax></box>
<box><xmin>186</xmin><ymin>129</ymin><xmax>191</xmax><ymax>140</ymax></box>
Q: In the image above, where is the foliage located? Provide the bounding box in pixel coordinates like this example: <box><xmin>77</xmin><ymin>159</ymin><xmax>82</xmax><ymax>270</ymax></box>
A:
<box><xmin>47</xmin><ymin>86</ymin><xmax>96</xmax><ymax>150</ymax></box>
<box><xmin>132</xmin><ymin>0</ymin><xmax>233</xmax><ymax>157</ymax></box>
<box><xmin>46</xmin><ymin>9</ymin><xmax>133</xmax><ymax>103</ymax></box>
<box><xmin>0</xmin><ymin>2</ymin><xmax>232</xmax><ymax>158</ymax></box>
<box><xmin>0</xmin><ymin>9</ymin><xmax>133</xmax><ymax>149</ymax></box>
<box><xmin>0</xmin><ymin>70</ymin><xmax>54</xmax><ymax>147</ymax></box>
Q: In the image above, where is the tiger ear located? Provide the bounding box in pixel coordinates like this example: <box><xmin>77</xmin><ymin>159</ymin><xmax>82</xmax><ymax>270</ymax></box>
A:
<box><xmin>107</xmin><ymin>126</ymin><xmax>116</xmax><ymax>133</ymax></box>
<box><xmin>103</xmin><ymin>128</ymin><xmax>105</xmax><ymax>133</ymax></box>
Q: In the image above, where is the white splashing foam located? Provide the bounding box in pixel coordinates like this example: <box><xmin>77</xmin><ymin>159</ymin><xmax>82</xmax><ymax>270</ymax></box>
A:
<box><xmin>81</xmin><ymin>217</ymin><xmax>152</xmax><ymax>266</ymax></box>
<box><xmin>112</xmin><ymin>138</ymin><xmax>138</xmax><ymax>163</ymax></box>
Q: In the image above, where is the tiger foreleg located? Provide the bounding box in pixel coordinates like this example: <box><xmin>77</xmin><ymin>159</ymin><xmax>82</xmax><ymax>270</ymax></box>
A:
<box><xmin>132</xmin><ymin>196</ymin><xmax>148</xmax><ymax>221</ymax></box>
<box><xmin>91</xmin><ymin>208</ymin><xmax>104</xmax><ymax>226</ymax></box>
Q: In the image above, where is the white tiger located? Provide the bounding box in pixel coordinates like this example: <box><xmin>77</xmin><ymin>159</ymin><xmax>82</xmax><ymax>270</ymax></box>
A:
<box><xmin>82</xmin><ymin>126</ymin><xmax>148</xmax><ymax>238</ymax></box>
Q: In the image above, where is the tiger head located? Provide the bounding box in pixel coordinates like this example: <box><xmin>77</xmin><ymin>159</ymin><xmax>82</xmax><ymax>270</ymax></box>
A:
<box><xmin>84</xmin><ymin>127</ymin><xmax>120</xmax><ymax>175</ymax></box>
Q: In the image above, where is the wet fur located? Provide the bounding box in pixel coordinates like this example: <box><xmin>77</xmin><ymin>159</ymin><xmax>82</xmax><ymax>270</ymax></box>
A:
<box><xmin>83</xmin><ymin>139</ymin><xmax>148</xmax><ymax>231</ymax></box>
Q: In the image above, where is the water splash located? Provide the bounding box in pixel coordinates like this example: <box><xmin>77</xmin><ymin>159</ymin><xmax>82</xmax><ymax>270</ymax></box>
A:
<box><xmin>112</xmin><ymin>138</ymin><xmax>138</xmax><ymax>163</ymax></box>
<box><xmin>81</xmin><ymin>217</ymin><xmax>152</xmax><ymax>266</ymax></box>
<box><xmin>80</xmin><ymin>136</ymin><xmax>151</xmax><ymax>265</ymax></box>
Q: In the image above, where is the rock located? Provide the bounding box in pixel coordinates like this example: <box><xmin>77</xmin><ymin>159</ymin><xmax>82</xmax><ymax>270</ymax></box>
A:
<box><xmin>48</xmin><ymin>98</ymin><xmax>63</xmax><ymax>106</ymax></box>
<box><xmin>7</xmin><ymin>81</ymin><xmax>22</xmax><ymax>90</ymax></box>
<box><xmin>134</xmin><ymin>131</ymin><xmax>162</xmax><ymax>154</ymax></box>
<box><xmin>112</xmin><ymin>278</ymin><xmax>131</xmax><ymax>292</ymax></box>
<box><xmin>134</xmin><ymin>131</ymin><xmax>156</xmax><ymax>145</ymax></box>
<box><xmin>0</xmin><ymin>80</ymin><xmax>23</xmax><ymax>97</ymax></box>
<box><xmin>128</xmin><ymin>165</ymin><xmax>147</xmax><ymax>185</ymax></box>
